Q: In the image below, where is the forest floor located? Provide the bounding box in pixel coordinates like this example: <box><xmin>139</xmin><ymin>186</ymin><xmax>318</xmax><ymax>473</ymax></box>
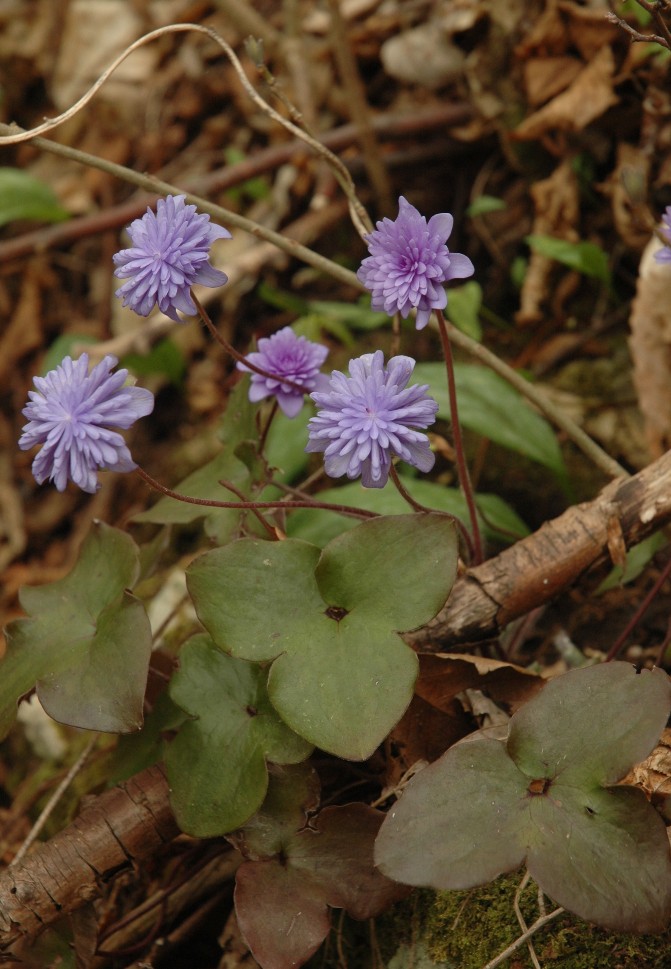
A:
<box><xmin>2</xmin><ymin>0</ymin><xmax>671</xmax><ymax>967</ymax></box>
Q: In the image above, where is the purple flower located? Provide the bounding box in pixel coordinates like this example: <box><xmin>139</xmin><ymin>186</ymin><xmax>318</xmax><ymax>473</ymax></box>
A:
<box><xmin>306</xmin><ymin>350</ymin><xmax>438</xmax><ymax>488</ymax></box>
<box><xmin>19</xmin><ymin>354</ymin><xmax>154</xmax><ymax>493</ymax></box>
<box><xmin>357</xmin><ymin>196</ymin><xmax>474</xmax><ymax>330</ymax></box>
<box><xmin>655</xmin><ymin>206</ymin><xmax>671</xmax><ymax>264</ymax></box>
<box><xmin>237</xmin><ymin>327</ymin><xmax>329</xmax><ymax>418</ymax></box>
<box><xmin>113</xmin><ymin>194</ymin><xmax>231</xmax><ymax>321</ymax></box>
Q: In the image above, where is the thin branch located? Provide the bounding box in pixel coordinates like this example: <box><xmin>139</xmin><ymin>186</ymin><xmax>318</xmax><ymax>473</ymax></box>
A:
<box><xmin>10</xmin><ymin>734</ymin><xmax>98</xmax><ymax>867</ymax></box>
<box><xmin>443</xmin><ymin>319</ymin><xmax>629</xmax><ymax>480</ymax></box>
<box><xmin>481</xmin><ymin>905</ymin><xmax>564</xmax><ymax>969</ymax></box>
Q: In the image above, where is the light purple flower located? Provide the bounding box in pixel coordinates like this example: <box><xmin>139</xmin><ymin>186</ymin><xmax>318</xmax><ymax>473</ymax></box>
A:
<box><xmin>237</xmin><ymin>327</ymin><xmax>329</xmax><ymax>418</ymax></box>
<box><xmin>655</xmin><ymin>206</ymin><xmax>671</xmax><ymax>264</ymax></box>
<box><xmin>19</xmin><ymin>354</ymin><xmax>154</xmax><ymax>493</ymax></box>
<box><xmin>306</xmin><ymin>350</ymin><xmax>438</xmax><ymax>488</ymax></box>
<box><xmin>357</xmin><ymin>196</ymin><xmax>474</xmax><ymax>330</ymax></box>
<box><xmin>113</xmin><ymin>194</ymin><xmax>231</xmax><ymax>321</ymax></box>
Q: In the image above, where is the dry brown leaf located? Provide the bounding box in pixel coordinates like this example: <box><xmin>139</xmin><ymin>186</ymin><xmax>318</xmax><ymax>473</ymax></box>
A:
<box><xmin>386</xmin><ymin>693</ymin><xmax>471</xmax><ymax>785</ymax></box>
<box><xmin>619</xmin><ymin>727</ymin><xmax>671</xmax><ymax>818</ymax></box>
<box><xmin>414</xmin><ymin>653</ymin><xmax>544</xmax><ymax>714</ymax></box>
<box><xmin>513</xmin><ymin>46</ymin><xmax>618</xmax><ymax>141</ymax></box>
<box><xmin>601</xmin><ymin>142</ymin><xmax>651</xmax><ymax>250</ymax></box>
<box><xmin>523</xmin><ymin>55</ymin><xmax>583</xmax><ymax>107</ymax></box>
<box><xmin>517</xmin><ymin>158</ymin><xmax>579</xmax><ymax>325</ymax></box>
<box><xmin>628</xmin><ymin>236</ymin><xmax>671</xmax><ymax>457</ymax></box>
<box><xmin>0</xmin><ymin>263</ymin><xmax>45</xmax><ymax>382</ymax></box>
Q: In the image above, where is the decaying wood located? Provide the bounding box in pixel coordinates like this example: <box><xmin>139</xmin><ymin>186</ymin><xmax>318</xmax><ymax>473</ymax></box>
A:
<box><xmin>407</xmin><ymin>448</ymin><xmax>671</xmax><ymax>651</ymax></box>
<box><xmin>0</xmin><ymin>764</ymin><xmax>177</xmax><ymax>950</ymax></box>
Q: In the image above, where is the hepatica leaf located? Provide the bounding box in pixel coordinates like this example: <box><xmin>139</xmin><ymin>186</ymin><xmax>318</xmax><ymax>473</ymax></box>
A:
<box><xmin>414</xmin><ymin>362</ymin><xmax>566</xmax><ymax>479</ymax></box>
<box><xmin>1</xmin><ymin>522</ymin><xmax>151</xmax><ymax>737</ymax></box>
<box><xmin>187</xmin><ymin>514</ymin><xmax>458</xmax><ymax>760</ymax></box>
<box><xmin>375</xmin><ymin>662</ymin><xmax>671</xmax><ymax>933</ymax></box>
<box><xmin>165</xmin><ymin>635</ymin><xmax>313</xmax><ymax>837</ymax></box>
<box><xmin>232</xmin><ymin>766</ymin><xmax>408</xmax><ymax>969</ymax></box>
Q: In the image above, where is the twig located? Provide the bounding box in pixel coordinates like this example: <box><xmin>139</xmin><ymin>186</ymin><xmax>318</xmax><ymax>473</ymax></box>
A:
<box><xmin>326</xmin><ymin>0</ymin><xmax>394</xmax><ymax>213</ymax></box>
<box><xmin>605</xmin><ymin>551</ymin><xmax>671</xmax><ymax>661</ymax></box>
<box><xmin>481</xmin><ymin>905</ymin><xmax>564</xmax><ymax>969</ymax></box>
<box><xmin>135</xmin><ymin>465</ymin><xmax>378</xmax><ymax>519</ymax></box>
<box><xmin>0</xmin><ymin>121</ymin><xmax>361</xmax><ymax>292</ymax></box>
<box><xmin>513</xmin><ymin>872</ymin><xmax>541</xmax><ymax>969</ymax></box>
<box><xmin>10</xmin><ymin>734</ymin><xmax>98</xmax><ymax>867</ymax></box>
<box><xmin>442</xmin><ymin>319</ymin><xmax>628</xmax><ymax>480</ymax></box>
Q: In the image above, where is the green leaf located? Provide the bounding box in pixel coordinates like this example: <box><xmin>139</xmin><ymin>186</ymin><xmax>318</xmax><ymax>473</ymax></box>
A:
<box><xmin>597</xmin><ymin>532</ymin><xmax>667</xmax><ymax>593</ymax></box>
<box><xmin>467</xmin><ymin>195</ymin><xmax>506</xmax><ymax>217</ymax></box>
<box><xmin>42</xmin><ymin>334</ymin><xmax>99</xmax><ymax>374</ymax></box>
<box><xmin>308</xmin><ymin>298</ymin><xmax>390</xmax><ymax>332</ymax></box>
<box><xmin>1</xmin><ymin>523</ymin><xmax>151</xmax><ymax>736</ymax></box>
<box><xmin>526</xmin><ymin>234</ymin><xmax>611</xmax><ymax>284</ymax></box>
<box><xmin>445</xmin><ymin>282</ymin><xmax>482</xmax><ymax>340</ymax></box>
<box><xmin>165</xmin><ymin>635</ymin><xmax>312</xmax><ymax>836</ymax></box>
<box><xmin>133</xmin><ymin>379</ymin><xmax>258</xmax><ymax>543</ymax></box>
<box><xmin>507</xmin><ymin>663</ymin><xmax>671</xmax><ymax>786</ymax></box>
<box><xmin>525</xmin><ymin>782</ymin><xmax>671</xmax><ymax>933</ymax></box>
<box><xmin>0</xmin><ymin>168</ymin><xmax>70</xmax><ymax>226</ymax></box>
<box><xmin>414</xmin><ymin>362</ymin><xmax>567</xmax><ymax>478</ymax></box>
<box><xmin>376</xmin><ymin>662</ymin><xmax>671</xmax><ymax>933</ymax></box>
<box><xmin>315</xmin><ymin>514</ymin><xmax>458</xmax><ymax>630</ymax></box>
<box><xmin>122</xmin><ymin>339</ymin><xmax>186</xmax><ymax>385</ymax></box>
<box><xmin>187</xmin><ymin>515</ymin><xmax>458</xmax><ymax>759</ymax></box>
<box><xmin>375</xmin><ymin>737</ymin><xmax>529</xmax><ymax>889</ymax></box>
<box><xmin>286</xmin><ymin>479</ymin><xmax>528</xmax><ymax>548</ymax></box>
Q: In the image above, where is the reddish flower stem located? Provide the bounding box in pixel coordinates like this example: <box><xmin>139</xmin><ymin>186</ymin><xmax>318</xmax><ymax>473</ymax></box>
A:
<box><xmin>135</xmin><ymin>466</ymin><xmax>378</xmax><ymax>520</ymax></box>
<box><xmin>191</xmin><ymin>292</ymin><xmax>308</xmax><ymax>394</ymax></box>
<box><xmin>389</xmin><ymin>463</ymin><xmax>475</xmax><ymax>558</ymax></box>
<box><xmin>605</xmin><ymin>553</ymin><xmax>671</xmax><ymax>662</ymax></box>
<box><xmin>437</xmin><ymin>310</ymin><xmax>484</xmax><ymax>564</ymax></box>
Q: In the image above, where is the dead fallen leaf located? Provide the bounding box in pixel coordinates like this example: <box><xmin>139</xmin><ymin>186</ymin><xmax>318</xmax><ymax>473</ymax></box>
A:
<box><xmin>415</xmin><ymin>653</ymin><xmax>544</xmax><ymax>714</ymax></box>
<box><xmin>523</xmin><ymin>55</ymin><xmax>583</xmax><ymax>108</ymax></box>
<box><xmin>513</xmin><ymin>46</ymin><xmax>618</xmax><ymax>141</ymax></box>
<box><xmin>517</xmin><ymin>158</ymin><xmax>579</xmax><ymax>325</ymax></box>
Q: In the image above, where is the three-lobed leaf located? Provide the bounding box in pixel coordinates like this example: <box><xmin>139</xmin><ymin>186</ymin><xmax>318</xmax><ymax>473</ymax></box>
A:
<box><xmin>375</xmin><ymin>662</ymin><xmax>671</xmax><ymax>932</ymax></box>
<box><xmin>233</xmin><ymin>766</ymin><xmax>408</xmax><ymax>969</ymax></box>
<box><xmin>1</xmin><ymin>522</ymin><xmax>151</xmax><ymax>736</ymax></box>
<box><xmin>187</xmin><ymin>514</ymin><xmax>458</xmax><ymax>760</ymax></box>
<box><xmin>165</xmin><ymin>635</ymin><xmax>313</xmax><ymax>836</ymax></box>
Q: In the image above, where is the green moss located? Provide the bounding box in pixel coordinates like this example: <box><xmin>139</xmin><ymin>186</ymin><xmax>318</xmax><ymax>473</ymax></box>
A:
<box><xmin>304</xmin><ymin>875</ymin><xmax>671</xmax><ymax>968</ymax></box>
<box><xmin>416</xmin><ymin>875</ymin><xmax>671</xmax><ymax>969</ymax></box>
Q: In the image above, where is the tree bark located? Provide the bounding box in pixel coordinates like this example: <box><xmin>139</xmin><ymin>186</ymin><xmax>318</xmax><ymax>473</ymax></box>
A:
<box><xmin>407</xmin><ymin>449</ymin><xmax>671</xmax><ymax>650</ymax></box>
<box><xmin>0</xmin><ymin>764</ymin><xmax>177</xmax><ymax>950</ymax></box>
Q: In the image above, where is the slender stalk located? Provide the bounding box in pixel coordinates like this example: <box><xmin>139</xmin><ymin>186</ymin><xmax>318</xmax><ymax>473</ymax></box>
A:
<box><xmin>11</xmin><ymin>735</ymin><xmax>98</xmax><ymax>866</ymax></box>
<box><xmin>437</xmin><ymin>311</ymin><xmax>484</xmax><ymax>564</ymax></box>
<box><xmin>443</xmin><ymin>318</ymin><xmax>628</xmax><ymax>480</ymax></box>
<box><xmin>605</xmin><ymin>553</ymin><xmax>671</xmax><ymax>661</ymax></box>
<box><xmin>389</xmin><ymin>464</ymin><xmax>475</xmax><ymax>559</ymax></box>
<box><xmin>135</xmin><ymin>466</ymin><xmax>377</xmax><ymax>519</ymax></box>
<box><xmin>0</xmin><ymin>122</ymin><xmax>360</xmax><ymax>292</ymax></box>
<box><xmin>482</xmin><ymin>906</ymin><xmax>564</xmax><ymax>969</ymax></box>
<box><xmin>191</xmin><ymin>293</ymin><xmax>308</xmax><ymax>395</ymax></box>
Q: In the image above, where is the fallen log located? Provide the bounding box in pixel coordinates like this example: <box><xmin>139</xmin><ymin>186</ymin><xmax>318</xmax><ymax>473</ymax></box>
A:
<box><xmin>0</xmin><ymin>764</ymin><xmax>177</xmax><ymax>950</ymax></box>
<box><xmin>407</xmin><ymin>449</ymin><xmax>671</xmax><ymax>650</ymax></box>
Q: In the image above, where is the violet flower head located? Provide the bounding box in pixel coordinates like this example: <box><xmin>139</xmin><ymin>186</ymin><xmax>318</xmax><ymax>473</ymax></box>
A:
<box><xmin>113</xmin><ymin>194</ymin><xmax>231</xmax><ymax>321</ymax></box>
<box><xmin>654</xmin><ymin>206</ymin><xmax>671</xmax><ymax>264</ymax></box>
<box><xmin>237</xmin><ymin>326</ymin><xmax>329</xmax><ymax>418</ymax></box>
<box><xmin>19</xmin><ymin>354</ymin><xmax>154</xmax><ymax>494</ymax></box>
<box><xmin>357</xmin><ymin>196</ymin><xmax>474</xmax><ymax>330</ymax></box>
<box><xmin>306</xmin><ymin>350</ymin><xmax>438</xmax><ymax>488</ymax></box>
